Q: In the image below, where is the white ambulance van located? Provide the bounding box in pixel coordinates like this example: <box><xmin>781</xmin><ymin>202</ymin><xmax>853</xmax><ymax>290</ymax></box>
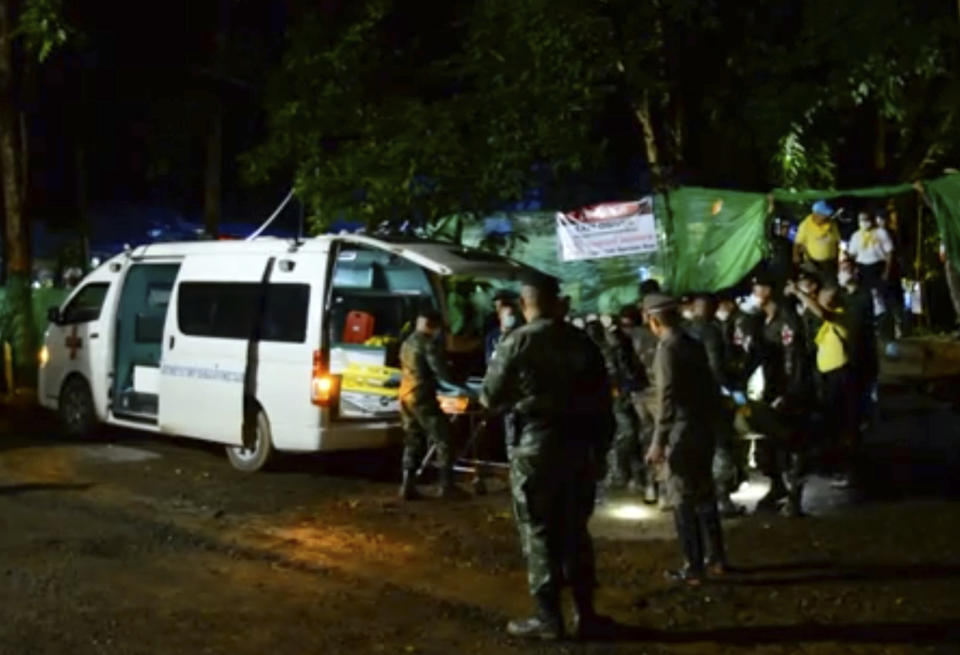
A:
<box><xmin>38</xmin><ymin>235</ymin><xmax>531</xmax><ymax>471</ymax></box>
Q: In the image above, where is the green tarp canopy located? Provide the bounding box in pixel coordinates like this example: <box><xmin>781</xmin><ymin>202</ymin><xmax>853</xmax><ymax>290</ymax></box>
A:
<box><xmin>433</xmin><ymin>173</ymin><xmax>960</xmax><ymax>314</ymax></box>
<box><xmin>770</xmin><ymin>183</ymin><xmax>916</xmax><ymax>202</ymax></box>
<box><xmin>926</xmin><ymin>175</ymin><xmax>960</xmax><ymax>272</ymax></box>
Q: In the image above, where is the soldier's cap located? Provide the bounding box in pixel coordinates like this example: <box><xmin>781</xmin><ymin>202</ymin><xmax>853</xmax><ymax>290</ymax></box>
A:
<box><xmin>639</xmin><ymin>279</ymin><xmax>662</xmax><ymax>297</ymax></box>
<box><xmin>751</xmin><ymin>271</ymin><xmax>776</xmax><ymax>288</ymax></box>
<box><xmin>492</xmin><ymin>288</ymin><xmax>519</xmax><ymax>302</ymax></box>
<box><xmin>619</xmin><ymin>305</ymin><xmax>641</xmax><ymax>321</ymax></box>
<box><xmin>519</xmin><ymin>270</ymin><xmax>560</xmax><ymax>297</ymax></box>
<box><xmin>416</xmin><ymin>307</ymin><xmax>444</xmax><ymax>323</ymax></box>
<box><xmin>642</xmin><ymin>292</ymin><xmax>679</xmax><ymax>315</ymax></box>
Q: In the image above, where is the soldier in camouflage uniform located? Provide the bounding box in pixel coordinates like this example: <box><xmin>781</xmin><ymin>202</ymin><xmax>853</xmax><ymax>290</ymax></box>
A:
<box><xmin>398</xmin><ymin>308</ymin><xmax>460</xmax><ymax>500</ymax></box>
<box><xmin>686</xmin><ymin>292</ymin><xmax>745</xmax><ymax>518</ymax></box>
<box><xmin>750</xmin><ymin>273</ymin><xmax>812</xmax><ymax>517</ymax></box>
<box><xmin>644</xmin><ymin>293</ymin><xmax>727</xmax><ymax>584</ymax></box>
<box><xmin>482</xmin><ymin>274</ymin><xmax>614</xmax><ymax>641</ymax></box>
<box><xmin>587</xmin><ymin>316</ymin><xmax>645</xmax><ymax>493</ymax></box>
<box><xmin>628</xmin><ymin>280</ymin><xmax>663</xmax><ymax>504</ymax></box>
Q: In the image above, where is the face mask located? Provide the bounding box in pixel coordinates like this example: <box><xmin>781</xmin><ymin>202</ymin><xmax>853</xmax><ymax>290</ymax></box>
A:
<box><xmin>838</xmin><ymin>272</ymin><xmax>852</xmax><ymax>287</ymax></box>
<box><xmin>715</xmin><ymin>308</ymin><xmax>730</xmax><ymax>322</ymax></box>
<box><xmin>681</xmin><ymin>309</ymin><xmax>694</xmax><ymax>321</ymax></box>
<box><xmin>599</xmin><ymin>315</ymin><xmax>613</xmax><ymax>328</ymax></box>
<box><xmin>501</xmin><ymin>315</ymin><xmax>517</xmax><ymax>330</ymax></box>
<box><xmin>737</xmin><ymin>295</ymin><xmax>759</xmax><ymax>314</ymax></box>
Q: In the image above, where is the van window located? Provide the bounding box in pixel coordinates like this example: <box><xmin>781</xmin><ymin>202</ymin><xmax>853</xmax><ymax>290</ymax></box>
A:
<box><xmin>62</xmin><ymin>283</ymin><xmax>110</xmax><ymax>324</ymax></box>
<box><xmin>177</xmin><ymin>282</ymin><xmax>309</xmax><ymax>343</ymax></box>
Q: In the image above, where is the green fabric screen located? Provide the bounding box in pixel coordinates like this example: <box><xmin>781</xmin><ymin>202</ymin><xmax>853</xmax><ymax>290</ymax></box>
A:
<box><xmin>926</xmin><ymin>175</ymin><xmax>960</xmax><ymax>271</ymax></box>
<box><xmin>658</xmin><ymin>187</ymin><xmax>768</xmax><ymax>294</ymax></box>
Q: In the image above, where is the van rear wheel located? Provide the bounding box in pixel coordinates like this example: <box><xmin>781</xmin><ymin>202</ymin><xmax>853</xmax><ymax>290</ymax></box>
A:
<box><xmin>59</xmin><ymin>376</ymin><xmax>97</xmax><ymax>438</ymax></box>
<box><xmin>226</xmin><ymin>409</ymin><xmax>273</xmax><ymax>472</ymax></box>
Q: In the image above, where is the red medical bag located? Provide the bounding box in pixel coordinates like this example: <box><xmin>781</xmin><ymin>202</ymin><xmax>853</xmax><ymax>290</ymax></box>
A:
<box><xmin>343</xmin><ymin>311</ymin><xmax>375</xmax><ymax>344</ymax></box>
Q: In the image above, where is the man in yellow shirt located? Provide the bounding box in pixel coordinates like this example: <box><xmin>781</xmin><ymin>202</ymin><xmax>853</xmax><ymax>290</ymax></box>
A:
<box><xmin>793</xmin><ymin>200</ymin><xmax>841</xmax><ymax>281</ymax></box>
<box><xmin>785</xmin><ymin>279</ymin><xmax>856</xmax><ymax>494</ymax></box>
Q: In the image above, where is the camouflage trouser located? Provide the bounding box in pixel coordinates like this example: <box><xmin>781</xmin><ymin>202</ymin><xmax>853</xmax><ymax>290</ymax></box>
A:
<box><xmin>608</xmin><ymin>395</ymin><xmax>642</xmax><ymax>485</ymax></box>
<box><xmin>400</xmin><ymin>396</ymin><xmax>452</xmax><ymax>472</ymax></box>
<box><xmin>666</xmin><ymin>447</ymin><xmax>717</xmax><ymax>507</ymax></box>
<box><xmin>738</xmin><ymin>401</ymin><xmax>807</xmax><ymax>492</ymax></box>
<box><xmin>631</xmin><ymin>391</ymin><xmax>658</xmax><ymax>483</ymax></box>
<box><xmin>510</xmin><ymin>451</ymin><xmax>597</xmax><ymax>599</ymax></box>
<box><xmin>712</xmin><ymin>410</ymin><xmax>745</xmax><ymax>496</ymax></box>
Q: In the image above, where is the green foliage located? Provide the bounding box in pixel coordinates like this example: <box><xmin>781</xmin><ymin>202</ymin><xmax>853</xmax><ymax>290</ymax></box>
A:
<box><xmin>247</xmin><ymin>0</ymin><xmax>960</xmax><ymax>229</ymax></box>
<box><xmin>770</xmin><ymin>123</ymin><xmax>836</xmax><ymax>191</ymax></box>
<box><xmin>17</xmin><ymin>0</ymin><xmax>73</xmax><ymax>62</ymax></box>
<box><xmin>244</xmin><ymin>0</ymin><xmax>614</xmax><ymax>231</ymax></box>
<box><xmin>0</xmin><ymin>273</ymin><xmax>38</xmax><ymax>385</ymax></box>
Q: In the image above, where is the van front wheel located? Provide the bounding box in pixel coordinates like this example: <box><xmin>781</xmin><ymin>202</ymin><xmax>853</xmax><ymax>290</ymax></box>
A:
<box><xmin>59</xmin><ymin>376</ymin><xmax>97</xmax><ymax>438</ymax></box>
<box><xmin>226</xmin><ymin>409</ymin><xmax>273</xmax><ymax>472</ymax></box>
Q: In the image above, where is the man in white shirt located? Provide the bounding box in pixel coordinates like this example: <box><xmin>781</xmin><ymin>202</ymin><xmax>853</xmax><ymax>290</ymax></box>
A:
<box><xmin>847</xmin><ymin>211</ymin><xmax>894</xmax><ymax>294</ymax></box>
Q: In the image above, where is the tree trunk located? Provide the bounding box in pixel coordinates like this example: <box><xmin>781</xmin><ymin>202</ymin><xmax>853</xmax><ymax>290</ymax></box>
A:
<box><xmin>634</xmin><ymin>91</ymin><xmax>664</xmax><ymax>190</ymax></box>
<box><xmin>0</xmin><ymin>0</ymin><xmax>37</xmax><ymax>386</ymax></box>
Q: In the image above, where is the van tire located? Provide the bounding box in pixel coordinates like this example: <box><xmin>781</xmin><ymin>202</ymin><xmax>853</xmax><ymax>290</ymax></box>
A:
<box><xmin>59</xmin><ymin>376</ymin><xmax>98</xmax><ymax>438</ymax></box>
<box><xmin>226</xmin><ymin>408</ymin><xmax>273</xmax><ymax>472</ymax></box>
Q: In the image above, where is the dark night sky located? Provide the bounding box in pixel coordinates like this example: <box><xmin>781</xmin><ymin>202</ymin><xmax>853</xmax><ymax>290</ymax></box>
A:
<box><xmin>28</xmin><ymin>1</ymin><xmax>291</xmax><ymax>232</ymax></box>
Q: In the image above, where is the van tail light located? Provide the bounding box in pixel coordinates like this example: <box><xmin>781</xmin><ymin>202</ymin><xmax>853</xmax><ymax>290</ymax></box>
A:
<box><xmin>311</xmin><ymin>349</ymin><xmax>338</xmax><ymax>406</ymax></box>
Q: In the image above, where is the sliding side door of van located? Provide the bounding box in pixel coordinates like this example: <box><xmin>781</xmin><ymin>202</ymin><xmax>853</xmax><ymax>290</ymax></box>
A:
<box><xmin>158</xmin><ymin>253</ymin><xmax>272</xmax><ymax>444</ymax></box>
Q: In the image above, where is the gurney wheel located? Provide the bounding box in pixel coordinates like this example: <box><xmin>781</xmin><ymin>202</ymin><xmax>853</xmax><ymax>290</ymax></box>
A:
<box><xmin>472</xmin><ymin>478</ymin><xmax>487</xmax><ymax>496</ymax></box>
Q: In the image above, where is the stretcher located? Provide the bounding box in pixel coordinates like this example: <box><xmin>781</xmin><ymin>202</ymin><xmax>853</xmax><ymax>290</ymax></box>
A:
<box><xmin>416</xmin><ymin>378</ymin><xmax>509</xmax><ymax>494</ymax></box>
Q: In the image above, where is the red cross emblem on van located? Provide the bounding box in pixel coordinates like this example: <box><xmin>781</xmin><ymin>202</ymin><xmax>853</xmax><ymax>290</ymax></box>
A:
<box><xmin>65</xmin><ymin>325</ymin><xmax>83</xmax><ymax>360</ymax></box>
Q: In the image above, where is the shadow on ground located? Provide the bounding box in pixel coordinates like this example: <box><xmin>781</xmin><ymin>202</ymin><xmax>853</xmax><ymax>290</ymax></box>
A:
<box><xmin>592</xmin><ymin>619</ymin><xmax>960</xmax><ymax>646</ymax></box>
<box><xmin>0</xmin><ymin>482</ymin><xmax>94</xmax><ymax>495</ymax></box>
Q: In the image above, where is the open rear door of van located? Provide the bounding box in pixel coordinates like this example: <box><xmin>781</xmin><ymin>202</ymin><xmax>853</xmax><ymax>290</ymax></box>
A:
<box><xmin>335</xmin><ymin>235</ymin><xmax>534</xmax><ymax>280</ymax></box>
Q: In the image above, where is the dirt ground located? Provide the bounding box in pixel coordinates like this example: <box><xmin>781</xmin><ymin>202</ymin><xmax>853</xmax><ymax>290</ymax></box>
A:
<box><xmin>1</xmin><ymin>387</ymin><xmax>959</xmax><ymax>655</ymax></box>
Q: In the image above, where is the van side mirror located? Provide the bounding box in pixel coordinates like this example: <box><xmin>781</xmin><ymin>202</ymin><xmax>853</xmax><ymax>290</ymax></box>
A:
<box><xmin>47</xmin><ymin>306</ymin><xmax>62</xmax><ymax>325</ymax></box>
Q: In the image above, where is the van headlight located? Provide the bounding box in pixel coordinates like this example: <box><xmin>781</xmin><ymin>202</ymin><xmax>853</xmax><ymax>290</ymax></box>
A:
<box><xmin>38</xmin><ymin>345</ymin><xmax>49</xmax><ymax>366</ymax></box>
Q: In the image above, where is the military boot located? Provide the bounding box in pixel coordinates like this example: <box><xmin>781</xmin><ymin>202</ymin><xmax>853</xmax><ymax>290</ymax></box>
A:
<box><xmin>781</xmin><ymin>483</ymin><xmax>805</xmax><ymax>518</ymax></box>
<box><xmin>506</xmin><ymin>593</ymin><xmax>564</xmax><ymax>641</ymax></box>
<box><xmin>571</xmin><ymin>586</ymin><xmax>616</xmax><ymax>640</ymax></box>
<box><xmin>435</xmin><ymin>467</ymin><xmax>467</xmax><ymax>499</ymax></box>
<box><xmin>698</xmin><ymin>503</ymin><xmax>728</xmax><ymax>576</ymax></box>
<box><xmin>644</xmin><ymin>478</ymin><xmax>659</xmax><ymax>505</ymax></box>
<box><xmin>781</xmin><ymin>455</ymin><xmax>806</xmax><ymax>517</ymax></box>
<box><xmin>398</xmin><ymin>470</ymin><xmax>421</xmax><ymax>501</ymax></box>
<box><xmin>667</xmin><ymin>503</ymin><xmax>704</xmax><ymax>586</ymax></box>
